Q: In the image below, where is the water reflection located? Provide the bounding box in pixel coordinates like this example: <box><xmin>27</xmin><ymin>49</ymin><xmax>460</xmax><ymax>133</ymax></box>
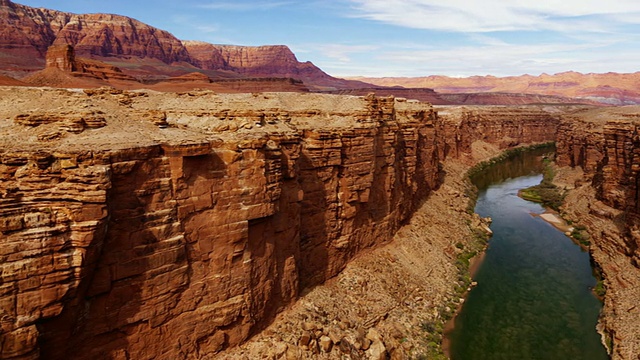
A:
<box><xmin>470</xmin><ymin>147</ymin><xmax>549</xmax><ymax>191</ymax></box>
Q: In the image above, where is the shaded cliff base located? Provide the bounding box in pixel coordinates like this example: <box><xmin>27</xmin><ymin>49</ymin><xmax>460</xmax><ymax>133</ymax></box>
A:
<box><xmin>220</xmin><ymin>146</ymin><xmax>503</xmax><ymax>359</ymax></box>
<box><xmin>555</xmin><ymin>167</ymin><xmax>640</xmax><ymax>360</ymax></box>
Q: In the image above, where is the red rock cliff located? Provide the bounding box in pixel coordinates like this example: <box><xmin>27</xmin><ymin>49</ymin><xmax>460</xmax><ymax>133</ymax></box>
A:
<box><xmin>0</xmin><ymin>88</ymin><xmax>562</xmax><ymax>359</ymax></box>
<box><xmin>0</xmin><ymin>0</ymin><xmax>189</xmax><ymax>70</ymax></box>
<box><xmin>555</xmin><ymin>107</ymin><xmax>640</xmax><ymax>359</ymax></box>
<box><xmin>183</xmin><ymin>41</ymin><xmax>358</xmax><ymax>89</ymax></box>
<box><xmin>0</xmin><ymin>1</ymin><xmax>361</xmax><ymax>90</ymax></box>
<box><xmin>0</xmin><ymin>90</ymin><xmax>443</xmax><ymax>359</ymax></box>
<box><xmin>557</xmin><ymin>108</ymin><xmax>640</xmax><ymax>239</ymax></box>
<box><xmin>437</xmin><ymin>107</ymin><xmax>560</xmax><ymax>161</ymax></box>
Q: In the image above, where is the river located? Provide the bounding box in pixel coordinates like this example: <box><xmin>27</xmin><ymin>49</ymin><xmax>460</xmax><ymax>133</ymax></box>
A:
<box><xmin>447</xmin><ymin>150</ymin><xmax>608</xmax><ymax>360</ymax></box>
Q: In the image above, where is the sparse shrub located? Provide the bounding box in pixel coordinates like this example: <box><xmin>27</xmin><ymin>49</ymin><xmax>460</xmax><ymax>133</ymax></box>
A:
<box><xmin>593</xmin><ymin>280</ymin><xmax>606</xmax><ymax>298</ymax></box>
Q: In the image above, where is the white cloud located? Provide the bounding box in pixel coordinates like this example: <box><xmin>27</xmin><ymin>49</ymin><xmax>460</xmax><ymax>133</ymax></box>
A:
<box><xmin>316</xmin><ymin>36</ymin><xmax>640</xmax><ymax>77</ymax></box>
<box><xmin>317</xmin><ymin>44</ymin><xmax>380</xmax><ymax>62</ymax></box>
<box><xmin>347</xmin><ymin>0</ymin><xmax>640</xmax><ymax>33</ymax></box>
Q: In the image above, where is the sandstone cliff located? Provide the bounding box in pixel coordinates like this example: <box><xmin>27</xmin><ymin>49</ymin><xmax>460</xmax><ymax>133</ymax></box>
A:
<box><xmin>0</xmin><ymin>0</ymin><xmax>188</xmax><ymax>63</ymax></box>
<box><xmin>182</xmin><ymin>42</ymin><xmax>366</xmax><ymax>90</ymax></box>
<box><xmin>0</xmin><ymin>87</ymin><xmax>562</xmax><ymax>359</ymax></box>
<box><xmin>0</xmin><ymin>0</ymin><xmax>365</xmax><ymax>90</ymax></box>
<box><xmin>0</xmin><ymin>89</ymin><xmax>439</xmax><ymax>359</ymax></box>
<box><xmin>184</xmin><ymin>42</ymin><xmax>313</xmax><ymax>77</ymax></box>
<box><xmin>555</xmin><ymin>107</ymin><xmax>640</xmax><ymax>359</ymax></box>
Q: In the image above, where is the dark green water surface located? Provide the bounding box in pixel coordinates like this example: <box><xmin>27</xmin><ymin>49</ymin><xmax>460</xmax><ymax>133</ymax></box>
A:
<box><xmin>448</xmin><ymin>152</ymin><xmax>608</xmax><ymax>360</ymax></box>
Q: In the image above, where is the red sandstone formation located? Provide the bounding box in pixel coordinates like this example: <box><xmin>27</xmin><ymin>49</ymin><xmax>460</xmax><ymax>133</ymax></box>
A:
<box><xmin>0</xmin><ymin>0</ymin><xmax>363</xmax><ymax>90</ymax></box>
<box><xmin>22</xmin><ymin>44</ymin><xmax>137</xmax><ymax>88</ymax></box>
<box><xmin>183</xmin><ymin>41</ymin><xmax>367</xmax><ymax>90</ymax></box>
<box><xmin>555</xmin><ymin>107</ymin><xmax>640</xmax><ymax>359</ymax></box>
<box><xmin>20</xmin><ymin>43</ymin><xmax>311</xmax><ymax>92</ymax></box>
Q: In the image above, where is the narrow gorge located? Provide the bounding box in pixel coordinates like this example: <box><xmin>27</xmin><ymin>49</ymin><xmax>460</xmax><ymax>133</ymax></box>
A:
<box><xmin>0</xmin><ymin>87</ymin><xmax>638</xmax><ymax>359</ymax></box>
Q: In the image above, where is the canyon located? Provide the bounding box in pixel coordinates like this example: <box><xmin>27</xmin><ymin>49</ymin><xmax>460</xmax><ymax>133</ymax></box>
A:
<box><xmin>0</xmin><ymin>86</ymin><xmax>560</xmax><ymax>359</ymax></box>
<box><xmin>1</xmin><ymin>85</ymin><xmax>638</xmax><ymax>359</ymax></box>
<box><xmin>554</xmin><ymin>109</ymin><xmax>640</xmax><ymax>360</ymax></box>
<box><xmin>0</xmin><ymin>1</ymin><xmax>639</xmax><ymax>359</ymax></box>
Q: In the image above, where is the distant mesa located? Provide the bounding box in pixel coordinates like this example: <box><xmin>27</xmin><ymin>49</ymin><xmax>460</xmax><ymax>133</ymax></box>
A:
<box><xmin>351</xmin><ymin>72</ymin><xmax>640</xmax><ymax>105</ymax></box>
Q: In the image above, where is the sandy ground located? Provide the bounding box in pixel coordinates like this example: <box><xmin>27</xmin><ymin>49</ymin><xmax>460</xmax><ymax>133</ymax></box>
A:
<box><xmin>537</xmin><ymin>212</ymin><xmax>575</xmax><ymax>233</ymax></box>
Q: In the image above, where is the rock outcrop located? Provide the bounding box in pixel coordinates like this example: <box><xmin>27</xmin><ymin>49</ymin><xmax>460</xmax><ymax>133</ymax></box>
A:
<box><xmin>184</xmin><ymin>42</ymin><xmax>306</xmax><ymax>76</ymax></box>
<box><xmin>555</xmin><ymin>106</ymin><xmax>640</xmax><ymax>359</ymax></box>
<box><xmin>0</xmin><ymin>88</ymin><xmax>561</xmax><ymax>359</ymax></box>
<box><xmin>182</xmin><ymin>42</ymin><xmax>361</xmax><ymax>89</ymax></box>
<box><xmin>0</xmin><ymin>0</ymin><xmax>188</xmax><ymax>63</ymax></box>
<box><xmin>42</xmin><ymin>44</ymin><xmax>137</xmax><ymax>82</ymax></box>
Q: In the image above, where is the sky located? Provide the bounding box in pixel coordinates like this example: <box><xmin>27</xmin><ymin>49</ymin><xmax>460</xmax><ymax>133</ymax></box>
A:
<box><xmin>13</xmin><ymin>0</ymin><xmax>640</xmax><ymax>78</ymax></box>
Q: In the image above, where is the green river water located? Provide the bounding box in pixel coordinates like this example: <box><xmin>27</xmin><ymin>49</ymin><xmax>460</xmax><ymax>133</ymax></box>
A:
<box><xmin>447</xmin><ymin>150</ymin><xmax>608</xmax><ymax>360</ymax></box>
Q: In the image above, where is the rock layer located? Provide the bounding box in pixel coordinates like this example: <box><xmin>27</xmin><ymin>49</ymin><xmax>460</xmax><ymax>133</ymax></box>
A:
<box><xmin>0</xmin><ymin>88</ymin><xmax>561</xmax><ymax>359</ymax></box>
<box><xmin>555</xmin><ymin>107</ymin><xmax>640</xmax><ymax>359</ymax></box>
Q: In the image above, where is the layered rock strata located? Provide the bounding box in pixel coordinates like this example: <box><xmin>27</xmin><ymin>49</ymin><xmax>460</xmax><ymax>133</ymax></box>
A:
<box><xmin>437</xmin><ymin>107</ymin><xmax>561</xmax><ymax>161</ymax></box>
<box><xmin>555</xmin><ymin>107</ymin><xmax>640</xmax><ymax>359</ymax></box>
<box><xmin>0</xmin><ymin>88</ymin><xmax>562</xmax><ymax>359</ymax></box>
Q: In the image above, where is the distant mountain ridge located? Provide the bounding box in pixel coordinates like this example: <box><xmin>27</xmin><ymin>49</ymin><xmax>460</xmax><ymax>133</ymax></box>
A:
<box><xmin>349</xmin><ymin>72</ymin><xmax>640</xmax><ymax>105</ymax></box>
<box><xmin>0</xmin><ymin>0</ymin><xmax>367</xmax><ymax>90</ymax></box>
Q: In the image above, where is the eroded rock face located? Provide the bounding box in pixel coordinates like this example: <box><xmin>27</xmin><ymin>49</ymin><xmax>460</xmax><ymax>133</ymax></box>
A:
<box><xmin>0</xmin><ymin>1</ymin><xmax>189</xmax><ymax>65</ymax></box>
<box><xmin>183</xmin><ymin>41</ymin><xmax>337</xmax><ymax>87</ymax></box>
<box><xmin>0</xmin><ymin>88</ymin><xmax>562</xmax><ymax>359</ymax></box>
<box><xmin>437</xmin><ymin>107</ymin><xmax>560</xmax><ymax>161</ymax></box>
<box><xmin>557</xmin><ymin>110</ymin><xmax>640</xmax><ymax>265</ymax></box>
<box><xmin>42</xmin><ymin>44</ymin><xmax>138</xmax><ymax>83</ymax></box>
<box><xmin>555</xmin><ymin>107</ymin><xmax>640</xmax><ymax>359</ymax></box>
<box><xmin>184</xmin><ymin>42</ymin><xmax>306</xmax><ymax>75</ymax></box>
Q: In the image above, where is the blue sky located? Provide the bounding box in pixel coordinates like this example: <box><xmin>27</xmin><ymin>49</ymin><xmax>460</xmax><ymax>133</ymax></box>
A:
<box><xmin>14</xmin><ymin>0</ymin><xmax>640</xmax><ymax>77</ymax></box>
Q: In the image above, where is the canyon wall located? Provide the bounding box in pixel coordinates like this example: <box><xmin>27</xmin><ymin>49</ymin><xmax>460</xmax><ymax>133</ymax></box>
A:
<box><xmin>555</xmin><ymin>107</ymin><xmax>640</xmax><ymax>359</ymax></box>
<box><xmin>0</xmin><ymin>0</ymin><xmax>362</xmax><ymax>89</ymax></box>
<box><xmin>0</xmin><ymin>88</ymin><xmax>561</xmax><ymax>359</ymax></box>
<box><xmin>437</xmin><ymin>107</ymin><xmax>560</xmax><ymax>161</ymax></box>
<box><xmin>0</xmin><ymin>0</ymin><xmax>188</xmax><ymax>64</ymax></box>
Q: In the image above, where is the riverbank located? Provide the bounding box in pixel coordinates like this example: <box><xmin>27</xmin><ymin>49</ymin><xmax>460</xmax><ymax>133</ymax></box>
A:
<box><xmin>449</xmin><ymin>170</ymin><xmax>607</xmax><ymax>359</ymax></box>
<box><xmin>554</xmin><ymin>166</ymin><xmax>640</xmax><ymax>359</ymax></box>
<box><xmin>220</xmin><ymin>157</ymin><xmax>485</xmax><ymax>359</ymax></box>
<box><xmin>220</xmin><ymin>143</ymin><xmax>562</xmax><ymax>359</ymax></box>
<box><xmin>535</xmin><ymin>211</ymin><xmax>574</xmax><ymax>234</ymax></box>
